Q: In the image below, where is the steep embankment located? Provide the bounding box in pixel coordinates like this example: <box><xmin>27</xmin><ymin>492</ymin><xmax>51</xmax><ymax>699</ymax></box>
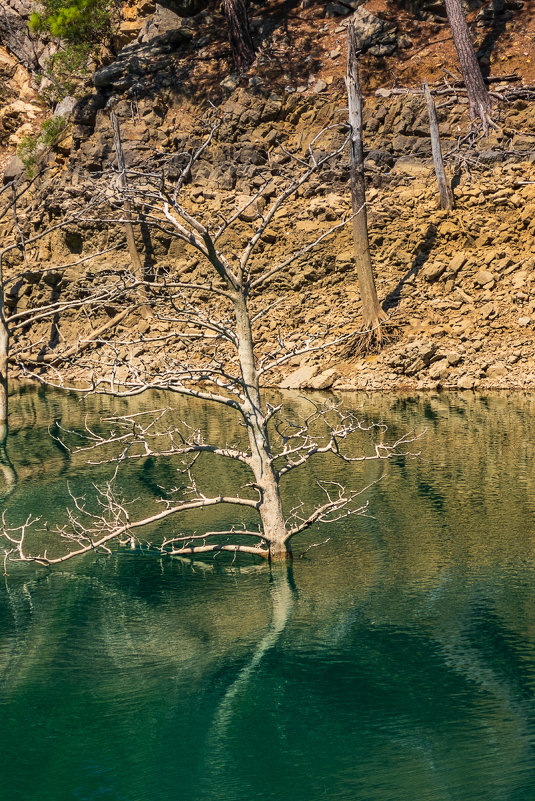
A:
<box><xmin>1</xmin><ymin>0</ymin><xmax>535</xmax><ymax>391</ymax></box>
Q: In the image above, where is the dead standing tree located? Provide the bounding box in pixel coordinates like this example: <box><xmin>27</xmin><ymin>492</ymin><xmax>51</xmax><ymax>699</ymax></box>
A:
<box><xmin>423</xmin><ymin>81</ymin><xmax>454</xmax><ymax>211</ymax></box>
<box><xmin>346</xmin><ymin>19</ymin><xmax>387</xmax><ymax>347</ymax></box>
<box><xmin>444</xmin><ymin>0</ymin><xmax>494</xmax><ymax>132</ymax></box>
<box><xmin>0</xmin><ymin>174</ymin><xmax>143</xmax><ymax>444</ymax></box>
<box><xmin>1</xmin><ymin>125</ymin><xmax>418</xmax><ymax>567</ymax></box>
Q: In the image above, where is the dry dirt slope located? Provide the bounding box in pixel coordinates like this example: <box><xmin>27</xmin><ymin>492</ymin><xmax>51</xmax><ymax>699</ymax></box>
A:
<box><xmin>1</xmin><ymin>0</ymin><xmax>535</xmax><ymax>390</ymax></box>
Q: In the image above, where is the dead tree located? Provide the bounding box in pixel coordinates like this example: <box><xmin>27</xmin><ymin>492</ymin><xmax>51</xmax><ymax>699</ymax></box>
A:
<box><xmin>444</xmin><ymin>0</ymin><xmax>493</xmax><ymax>132</ymax></box>
<box><xmin>424</xmin><ymin>81</ymin><xmax>454</xmax><ymax>211</ymax></box>
<box><xmin>347</xmin><ymin>19</ymin><xmax>387</xmax><ymax>343</ymax></box>
<box><xmin>0</xmin><ymin>252</ymin><xmax>8</xmax><ymax>447</ymax></box>
<box><xmin>0</xmin><ymin>174</ymin><xmax>142</xmax><ymax>442</ymax></box>
<box><xmin>1</xmin><ymin>125</ymin><xmax>418</xmax><ymax>567</ymax></box>
<box><xmin>222</xmin><ymin>0</ymin><xmax>255</xmax><ymax>72</ymax></box>
<box><xmin>111</xmin><ymin>111</ymin><xmax>145</xmax><ymax>291</ymax></box>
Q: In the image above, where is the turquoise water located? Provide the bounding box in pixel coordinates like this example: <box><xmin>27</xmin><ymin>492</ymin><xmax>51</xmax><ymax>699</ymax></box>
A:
<box><xmin>1</xmin><ymin>388</ymin><xmax>535</xmax><ymax>801</ymax></box>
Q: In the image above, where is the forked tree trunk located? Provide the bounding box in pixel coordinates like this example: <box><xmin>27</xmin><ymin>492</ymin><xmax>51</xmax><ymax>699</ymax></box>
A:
<box><xmin>222</xmin><ymin>0</ymin><xmax>255</xmax><ymax>73</ymax></box>
<box><xmin>347</xmin><ymin>21</ymin><xmax>387</xmax><ymax>334</ymax></box>
<box><xmin>444</xmin><ymin>0</ymin><xmax>493</xmax><ymax>132</ymax></box>
<box><xmin>232</xmin><ymin>290</ymin><xmax>289</xmax><ymax>559</ymax></box>
<box><xmin>0</xmin><ymin>256</ymin><xmax>8</xmax><ymax>447</ymax></box>
<box><xmin>424</xmin><ymin>81</ymin><xmax>454</xmax><ymax>211</ymax></box>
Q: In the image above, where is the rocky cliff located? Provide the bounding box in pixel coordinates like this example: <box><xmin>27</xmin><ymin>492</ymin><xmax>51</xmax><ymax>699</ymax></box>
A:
<box><xmin>1</xmin><ymin>0</ymin><xmax>535</xmax><ymax>391</ymax></box>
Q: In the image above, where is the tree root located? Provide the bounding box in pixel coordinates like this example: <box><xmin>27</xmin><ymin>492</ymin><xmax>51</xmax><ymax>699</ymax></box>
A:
<box><xmin>342</xmin><ymin>317</ymin><xmax>400</xmax><ymax>358</ymax></box>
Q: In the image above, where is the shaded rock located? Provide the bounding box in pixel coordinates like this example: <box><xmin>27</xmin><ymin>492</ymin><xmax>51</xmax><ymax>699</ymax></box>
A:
<box><xmin>325</xmin><ymin>2</ymin><xmax>352</xmax><ymax>15</ymax></box>
<box><xmin>398</xmin><ymin>34</ymin><xmax>413</xmax><ymax>48</ymax></box>
<box><xmin>221</xmin><ymin>74</ymin><xmax>240</xmax><ymax>92</ymax></box>
<box><xmin>351</xmin><ymin>7</ymin><xmax>397</xmax><ymax>55</ymax></box>
<box><xmin>478</xmin><ymin>150</ymin><xmax>504</xmax><ymax>163</ymax></box>
<box><xmin>72</xmin><ymin>93</ymin><xmax>106</xmax><ymax>128</ymax></box>
<box><xmin>139</xmin><ymin>4</ymin><xmax>195</xmax><ymax>43</ymax></box>
<box><xmin>157</xmin><ymin>0</ymin><xmax>207</xmax><ymax>16</ymax></box>
<box><xmin>510</xmin><ymin>134</ymin><xmax>534</xmax><ymax>150</ymax></box>
<box><xmin>405</xmin><ymin>357</ymin><xmax>425</xmax><ymax>376</ymax></box>
<box><xmin>94</xmin><ymin>61</ymin><xmax>127</xmax><ymax>89</ymax></box>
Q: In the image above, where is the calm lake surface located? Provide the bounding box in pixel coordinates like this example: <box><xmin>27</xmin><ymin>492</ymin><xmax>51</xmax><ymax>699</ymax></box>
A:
<box><xmin>1</xmin><ymin>387</ymin><xmax>535</xmax><ymax>801</ymax></box>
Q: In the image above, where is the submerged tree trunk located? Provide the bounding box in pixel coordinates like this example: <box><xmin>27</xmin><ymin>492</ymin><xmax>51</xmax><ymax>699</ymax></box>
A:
<box><xmin>347</xmin><ymin>21</ymin><xmax>387</xmax><ymax>335</ymax></box>
<box><xmin>0</xmin><ymin>255</ymin><xmax>9</xmax><ymax>447</ymax></box>
<box><xmin>233</xmin><ymin>290</ymin><xmax>288</xmax><ymax>559</ymax></box>
<box><xmin>222</xmin><ymin>0</ymin><xmax>255</xmax><ymax>73</ymax></box>
<box><xmin>444</xmin><ymin>0</ymin><xmax>493</xmax><ymax>132</ymax></box>
<box><xmin>424</xmin><ymin>81</ymin><xmax>454</xmax><ymax>211</ymax></box>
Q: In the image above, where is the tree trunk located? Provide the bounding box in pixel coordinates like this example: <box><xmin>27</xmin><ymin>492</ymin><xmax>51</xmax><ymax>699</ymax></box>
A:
<box><xmin>222</xmin><ymin>0</ymin><xmax>255</xmax><ymax>73</ymax></box>
<box><xmin>0</xmin><ymin>255</ymin><xmax>9</xmax><ymax>447</ymax></box>
<box><xmin>424</xmin><ymin>82</ymin><xmax>454</xmax><ymax>211</ymax></box>
<box><xmin>347</xmin><ymin>20</ymin><xmax>387</xmax><ymax>334</ymax></box>
<box><xmin>111</xmin><ymin>112</ymin><xmax>145</xmax><ymax>291</ymax></box>
<box><xmin>232</xmin><ymin>290</ymin><xmax>289</xmax><ymax>559</ymax></box>
<box><xmin>444</xmin><ymin>0</ymin><xmax>493</xmax><ymax>132</ymax></box>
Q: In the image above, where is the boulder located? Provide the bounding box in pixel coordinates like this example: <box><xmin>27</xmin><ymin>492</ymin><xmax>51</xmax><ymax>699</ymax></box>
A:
<box><xmin>53</xmin><ymin>96</ymin><xmax>77</xmax><ymax>119</ymax></box>
<box><xmin>445</xmin><ymin>350</ymin><xmax>462</xmax><ymax>366</ymax></box>
<box><xmin>474</xmin><ymin>269</ymin><xmax>495</xmax><ymax>287</ymax></box>
<box><xmin>2</xmin><ymin>155</ymin><xmax>24</xmax><ymax>184</ymax></box>
<box><xmin>139</xmin><ymin>4</ymin><xmax>195</xmax><ymax>43</ymax></box>
<box><xmin>391</xmin><ymin>156</ymin><xmax>433</xmax><ymax>178</ymax></box>
<box><xmin>236</xmin><ymin>194</ymin><xmax>266</xmax><ymax>222</ymax></box>
<box><xmin>422</xmin><ymin>262</ymin><xmax>446</xmax><ymax>282</ymax></box>
<box><xmin>156</xmin><ymin>0</ymin><xmax>207</xmax><ymax>17</ymax></box>
<box><xmin>325</xmin><ymin>2</ymin><xmax>351</xmax><ymax>15</ymax></box>
<box><xmin>309</xmin><ymin>368</ymin><xmax>340</xmax><ymax>390</ymax></box>
<box><xmin>350</xmin><ymin>7</ymin><xmax>397</xmax><ymax>55</ymax></box>
<box><xmin>280</xmin><ymin>365</ymin><xmax>318</xmax><ymax>390</ymax></box>
<box><xmin>457</xmin><ymin>374</ymin><xmax>476</xmax><ymax>390</ymax></box>
<box><xmin>486</xmin><ymin>362</ymin><xmax>508</xmax><ymax>378</ymax></box>
<box><xmin>450</xmin><ymin>253</ymin><xmax>467</xmax><ymax>274</ymax></box>
<box><xmin>428</xmin><ymin>358</ymin><xmax>450</xmax><ymax>381</ymax></box>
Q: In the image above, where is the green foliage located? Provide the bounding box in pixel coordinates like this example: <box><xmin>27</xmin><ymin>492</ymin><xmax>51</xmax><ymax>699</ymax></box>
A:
<box><xmin>36</xmin><ymin>43</ymin><xmax>92</xmax><ymax>104</ymax></box>
<box><xmin>29</xmin><ymin>0</ymin><xmax>114</xmax><ymax>103</ymax></box>
<box><xmin>40</xmin><ymin>115</ymin><xmax>68</xmax><ymax>145</ymax></box>
<box><xmin>17</xmin><ymin>135</ymin><xmax>39</xmax><ymax>177</ymax></box>
<box><xmin>17</xmin><ymin>116</ymin><xmax>68</xmax><ymax>177</ymax></box>
<box><xmin>28</xmin><ymin>0</ymin><xmax>112</xmax><ymax>43</ymax></box>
